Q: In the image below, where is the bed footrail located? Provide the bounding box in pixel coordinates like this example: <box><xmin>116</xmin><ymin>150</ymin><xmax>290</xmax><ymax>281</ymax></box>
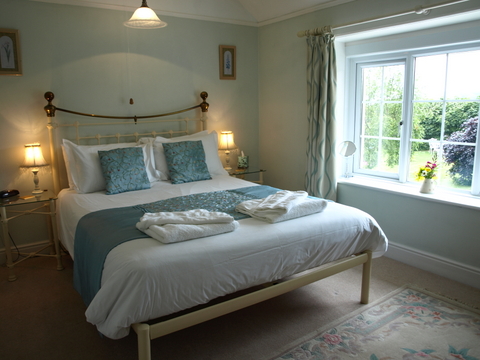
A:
<box><xmin>132</xmin><ymin>250</ymin><xmax>373</xmax><ymax>360</ymax></box>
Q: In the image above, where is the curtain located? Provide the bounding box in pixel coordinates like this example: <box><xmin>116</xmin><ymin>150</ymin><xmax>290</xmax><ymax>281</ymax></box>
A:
<box><xmin>305</xmin><ymin>27</ymin><xmax>337</xmax><ymax>201</ymax></box>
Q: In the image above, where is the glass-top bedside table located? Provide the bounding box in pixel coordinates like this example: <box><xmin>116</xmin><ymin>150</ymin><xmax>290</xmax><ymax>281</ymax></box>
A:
<box><xmin>0</xmin><ymin>190</ymin><xmax>64</xmax><ymax>281</ymax></box>
<box><xmin>228</xmin><ymin>169</ymin><xmax>266</xmax><ymax>184</ymax></box>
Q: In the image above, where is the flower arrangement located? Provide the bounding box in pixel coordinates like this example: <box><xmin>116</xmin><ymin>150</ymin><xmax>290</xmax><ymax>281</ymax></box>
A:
<box><xmin>416</xmin><ymin>155</ymin><xmax>438</xmax><ymax>181</ymax></box>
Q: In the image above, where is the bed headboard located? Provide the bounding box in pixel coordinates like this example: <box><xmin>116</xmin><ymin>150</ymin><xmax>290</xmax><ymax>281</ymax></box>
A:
<box><xmin>44</xmin><ymin>91</ymin><xmax>209</xmax><ymax>194</ymax></box>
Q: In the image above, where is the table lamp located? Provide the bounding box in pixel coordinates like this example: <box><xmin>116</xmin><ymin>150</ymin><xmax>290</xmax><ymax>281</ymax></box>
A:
<box><xmin>20</xmin><ymin>143</ymin><xmax>49</xmax><ymax>194</ymax></box>
<box><xmin>218</xmin><ymin>131</ymin><xmax>237</xmax><ymax>171</ymax></box>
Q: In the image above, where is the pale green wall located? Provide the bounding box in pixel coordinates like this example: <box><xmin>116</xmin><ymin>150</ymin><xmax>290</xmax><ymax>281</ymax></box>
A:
<box><xmin>0</xmin><ymin>0</ymin><xmax>258</xmax><ymax>249</ymax></box>
<box><xmin>337</xmin><ymin>183</ymin><xmax>480</xmax><ymax>270</ymax></box>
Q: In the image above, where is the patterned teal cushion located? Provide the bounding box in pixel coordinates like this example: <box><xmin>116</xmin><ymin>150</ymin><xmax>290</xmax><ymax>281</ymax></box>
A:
<box><xmin>98</xmin><ymin>147</ymin><xmax>151</xmax><ymax>195</ymax></box>
<box><xmin>163</xmin><ymin>141</ymin><xmax>212</xmax><ymax>184</ymax></box>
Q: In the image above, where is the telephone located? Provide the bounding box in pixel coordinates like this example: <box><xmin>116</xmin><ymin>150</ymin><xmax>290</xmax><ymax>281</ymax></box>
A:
<box><xmin>0</xmin><ymin>189</ymin><xmax>20</xmax><ymax>198</ymax></box>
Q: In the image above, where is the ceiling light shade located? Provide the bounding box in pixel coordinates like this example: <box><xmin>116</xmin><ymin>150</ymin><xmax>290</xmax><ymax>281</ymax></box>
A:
<box><xmin>124</xmin><ymin>0</ymin><xmax>168</xmax><ymax>29</ymax></box>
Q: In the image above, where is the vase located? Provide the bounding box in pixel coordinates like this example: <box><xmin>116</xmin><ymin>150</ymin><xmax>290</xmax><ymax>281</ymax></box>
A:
<box><xmin>420</xmin><ymin>179</ymin><xmax>436</xmax><ymax>194</ymax></box>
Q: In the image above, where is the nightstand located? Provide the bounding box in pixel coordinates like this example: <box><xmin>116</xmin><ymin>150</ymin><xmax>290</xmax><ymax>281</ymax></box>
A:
<box><xmin>229</xmin><ymin>169</ymin><xmax>266</xmax><ymax>184</ymax></box>
<box><xmin>0</xmin><ymin>190</ymin><xmax>64</xmax><ymax>281</ymax></box>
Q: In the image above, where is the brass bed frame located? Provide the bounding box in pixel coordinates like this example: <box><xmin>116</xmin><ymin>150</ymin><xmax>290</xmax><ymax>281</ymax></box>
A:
<box><xmin>43</xmin><ymin>91</ymin><xmax>372</xmax><ymax>360</ymax></box>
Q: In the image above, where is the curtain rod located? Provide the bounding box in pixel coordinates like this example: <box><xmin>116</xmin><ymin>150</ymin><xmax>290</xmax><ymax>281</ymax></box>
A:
<box><xmin>297</xmin><ymin>0</ymin><xmax>469</xmax><ymax>37</ymax></box>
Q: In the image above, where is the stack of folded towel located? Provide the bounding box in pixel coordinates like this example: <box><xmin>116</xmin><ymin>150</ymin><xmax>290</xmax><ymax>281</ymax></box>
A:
<box><xmin>235</xmin><ymin>190</ymin><xmax>328</xmax><ymax>223</ymax></box>
<box><xmin>136</xmin><ymin>209</ymin><xmax>239</xmax><ymax>244</ymax></box>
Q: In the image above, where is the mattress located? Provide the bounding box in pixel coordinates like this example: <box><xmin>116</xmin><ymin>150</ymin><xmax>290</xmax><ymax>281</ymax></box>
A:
<box><xmin>56</xmin><ymin>175</ymin><xmax>388</xmax><ymax>339</ymax></box>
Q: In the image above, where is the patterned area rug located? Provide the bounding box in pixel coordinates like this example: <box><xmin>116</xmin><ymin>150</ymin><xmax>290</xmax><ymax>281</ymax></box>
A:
<box><xmin>271</xmin><ymin>286</ymin><xmax>480</xmax><ymax>360</ymax></box>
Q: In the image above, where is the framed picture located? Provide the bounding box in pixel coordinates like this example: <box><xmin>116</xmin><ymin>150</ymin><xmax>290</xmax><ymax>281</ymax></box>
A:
<box><xmin>0</xmin><ymin>29</ymin><xmax>22</xmax><ymax>76</ymax></box>
<box><xmin>219</xmin><ymin>45</ymin><xmax>236</xmax><ymax>80</ymax></box>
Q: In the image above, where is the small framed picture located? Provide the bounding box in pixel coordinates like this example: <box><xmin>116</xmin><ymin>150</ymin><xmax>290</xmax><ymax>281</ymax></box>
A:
<box><xmin>0</xmin><ymin>29</ymin><xmax>22</xmax><ymax>76</ymax></box>
<box><xmin>219</xmin><ymin>45</ymin><xmax>236</xmax><ymax>80</ymax></box>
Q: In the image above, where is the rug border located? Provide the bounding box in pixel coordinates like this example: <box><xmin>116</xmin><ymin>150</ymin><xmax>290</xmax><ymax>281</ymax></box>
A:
<box><xmin>264</xmin><ymin>284</ymin><xmax>480</xmax><ymax>360</ymax></box>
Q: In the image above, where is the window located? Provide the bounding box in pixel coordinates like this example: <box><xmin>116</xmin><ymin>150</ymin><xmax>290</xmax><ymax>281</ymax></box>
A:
<box><xmin>350</xmin><ymin>47</ymin><xmax>480</xmax><ymax>195</ymax></box>
<box><xmin>355</xmin><ymin>62</ymin><xmax>405</xmax><ymax>177</ymax></box>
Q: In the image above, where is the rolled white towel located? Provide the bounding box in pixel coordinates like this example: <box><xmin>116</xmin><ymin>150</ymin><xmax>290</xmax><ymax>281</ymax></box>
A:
<box><xmin>142</xmin><ymin>221</ymin><xmax>239</xmax><ymax>244</ymax></box>
<box><xmin>235</xmin><ymin>190</ymin><xmax>328</xmax><ymax>223</ymax></box>
<box><xmin>136</xmin><ymin>209</ymin><xmax>238</xmax><ymax>244</ymax></box>
<box><xmin>136</xmin><ymin>209</ymin><xmax>234</xmax><ymax>231</ymax></box>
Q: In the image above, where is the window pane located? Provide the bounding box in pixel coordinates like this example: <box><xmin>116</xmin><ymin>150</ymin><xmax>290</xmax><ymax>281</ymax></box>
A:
<box><xmin>360</xmin><ymin>138</ymin><xmax>378</xmax><ymax>170</ymax></box>
<box><xmin>384</xmin><ymin>65</ymin><xmax>404</xmax><ymax>101</ymax></box>
<box><xmin>443</xmin><ymin>117</ymin><xmax>478</xmax><ymax>190</ymax></box>
<box><xmin>409</xmin><ymin>146</ymin><xmax>439</xmax><ymax>181</ymax></box>
<box><xmin>363</xmin><ymin>67</ymin><xmax>382</xmax><ymax>101</ymax></box>
<box><xmin>444</xmin><ymin>101</ymin><xmax>479</xmax><ymax>139</ymax></box>
<box><xmin>363</xmin><ymin>103</ymin><xmax>380</xmax><ymax>136</ymax></box>
<box><xmin>414</xmin><ymin>55</ymin><xmax>446</xmax><ymax>100</ymax></box>
<box><xmin>446</xmin><ymin>50</ymin><xmax>480</xmax><ymax>100</ymax></box>
<box><xmin>411</xmin><ymin>102</ymin><xmax>441</xmax><ymax>140</ymax></box>
<box><xmin>383</xmin><ymin>103</ymin><xmax>402</xmax><ymax>137</ymax></box>
<box><xmin>382</xmin><ymin>139</ymin><xmax>400</xmax><ymax>171</ymax></box>
<box><xmin>359</xmin><ymin>138</ymin><xmax>400</xmax><ymax>173</ymax></box>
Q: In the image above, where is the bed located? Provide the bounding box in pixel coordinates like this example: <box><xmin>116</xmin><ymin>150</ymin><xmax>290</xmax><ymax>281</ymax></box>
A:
<box><xmin>43</xmin><ymin>91</ymin><xmax>388</xmax><ymax>360</ymax></box>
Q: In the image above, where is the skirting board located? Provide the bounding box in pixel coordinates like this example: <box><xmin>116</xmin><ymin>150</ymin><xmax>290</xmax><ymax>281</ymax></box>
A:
<box><xmin>385</xmin><ymin>241</ymin><xmax>480</xmax><ymax>290</ymax></box>
<box><xmin>0</xmin><ymin>240</ymin><xmax>52</xmax><ymax>265</ymax></box>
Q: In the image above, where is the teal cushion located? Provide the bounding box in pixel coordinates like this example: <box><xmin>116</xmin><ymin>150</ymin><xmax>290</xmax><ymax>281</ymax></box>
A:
<box><xmin>163</xmin><ymin>141</ymin><xmax>212</xmax><ymax>184</ymax></box>
<box><xmin>98</xmin><ymin>147</ymin><xmax>151</xmax><ymax>195</ymax></box>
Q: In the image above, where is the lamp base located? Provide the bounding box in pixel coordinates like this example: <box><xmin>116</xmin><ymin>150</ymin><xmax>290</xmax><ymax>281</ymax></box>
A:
<box><xmin>224</xmin><ymin>150</ymin><xmax>233</xmax><ymax>172</ymax></box>
<box><xmin>31</xmin><ymin>170</ymin><xmax>43</xmax><ymax>195</ymax></box>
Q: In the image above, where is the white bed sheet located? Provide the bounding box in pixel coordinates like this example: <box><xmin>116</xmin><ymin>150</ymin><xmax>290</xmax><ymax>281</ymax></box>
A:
<box><xmin>57</xmin><ymin>175</ymin><xmax>388</xmax><ymax>339</ymax></box>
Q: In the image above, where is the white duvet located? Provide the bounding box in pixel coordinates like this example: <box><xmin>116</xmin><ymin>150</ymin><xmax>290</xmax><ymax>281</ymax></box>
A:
<box><xmin>57</xmin><ymin>175</ymin><xmax>388</xmax><ymax>339</ymax></box>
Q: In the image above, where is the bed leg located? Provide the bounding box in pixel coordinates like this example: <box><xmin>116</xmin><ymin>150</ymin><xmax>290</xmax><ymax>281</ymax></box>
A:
<box><xmin>133</xmin><ymin>323</ymin><xmax>151</xmax><ymax>360</ymax></box>
<box><xmin>360</xmin><ymin>250</ymin><xmax>372</xmax><ymax>304</ymax></box>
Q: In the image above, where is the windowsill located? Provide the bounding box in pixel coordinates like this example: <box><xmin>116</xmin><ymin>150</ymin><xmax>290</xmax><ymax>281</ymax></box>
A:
<box><xmin>338</xmin><ymin>176</ymin><xmax>480</xmax><ymax>211</ymax></box>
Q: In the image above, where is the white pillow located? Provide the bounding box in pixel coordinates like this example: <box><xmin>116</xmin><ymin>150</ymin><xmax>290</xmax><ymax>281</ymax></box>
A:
<box><xmin>61</xmin><ymin>144</ymin><xmax>75</xmax><ymax>189</ymax></box>
<box><xmin>139</xmin><ymin>131</ymin><xmax>227</xmax><ymax>180</ymax></box>
<box><xmin>141</xmin><ymin>142</ymin><xmax>162</xmax><ymax>182</ymax></box>
<box><xmin>62</xmin><ymin>139</ymin><xmax>160</xmax><ymax>193</ymax></box>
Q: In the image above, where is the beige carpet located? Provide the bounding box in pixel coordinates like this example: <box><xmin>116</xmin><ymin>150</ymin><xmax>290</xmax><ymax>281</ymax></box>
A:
<box><xmin>1</xmin><ymin>255</ymin><xmax>479</xmax><ymax>360</ymax></box>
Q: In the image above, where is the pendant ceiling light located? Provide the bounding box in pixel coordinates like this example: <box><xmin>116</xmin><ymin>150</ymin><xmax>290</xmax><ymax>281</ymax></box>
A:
<box><xmin>124</xmin><ymin>0</ymin><xmax>168</xmax><ymax>29</ymax></box>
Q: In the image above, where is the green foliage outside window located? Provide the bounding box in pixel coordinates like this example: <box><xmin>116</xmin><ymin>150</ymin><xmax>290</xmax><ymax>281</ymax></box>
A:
<box><xmin>413</xmin><ymin>101</ymin><xmax>479</xmax><ymax>150</ymax></box>
<box><xmin>443</xmin><ymin>117</ymin><xmax>478</xmax><ymax>186</ymax></box>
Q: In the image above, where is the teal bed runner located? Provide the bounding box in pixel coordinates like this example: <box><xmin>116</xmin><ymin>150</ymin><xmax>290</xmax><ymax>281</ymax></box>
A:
<box><xmin>74</xmin><ymin>185</ymin><xmax>281</xmax><ymax>306</ymax></box>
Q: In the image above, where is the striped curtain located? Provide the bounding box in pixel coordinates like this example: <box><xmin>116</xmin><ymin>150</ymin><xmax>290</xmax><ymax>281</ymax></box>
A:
<box><xmin>305</xmin><ymin>28</ymin><xmax>337</xmax><ymax>201</ymax></box>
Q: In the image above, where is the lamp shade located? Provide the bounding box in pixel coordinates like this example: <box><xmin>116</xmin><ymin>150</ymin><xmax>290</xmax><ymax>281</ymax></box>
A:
<box><xmin>218</xmin><ymin>131</ymin><xmax>237</xmax><ymax>150</ymax></box>
<box><xmin>21</xmin><ymin>143</ymin><xmax>48</xmax><ymax>169</ymax></box>
<box><xmin>124</xmin><ymin>0</ymin><xmax>168</xmax><ymax>29</ymax></box>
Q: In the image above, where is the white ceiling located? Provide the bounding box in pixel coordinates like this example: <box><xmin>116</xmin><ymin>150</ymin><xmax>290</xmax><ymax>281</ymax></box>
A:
<box><xmin>29</xmin><ymin>0</ymin><xmax>356</xmax><ymax>26</ymax></box>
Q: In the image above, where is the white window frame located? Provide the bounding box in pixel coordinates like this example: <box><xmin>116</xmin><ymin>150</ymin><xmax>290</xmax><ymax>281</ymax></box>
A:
<box><xmin>352</xmin><ymin>58</ymin><xmax>409</xmax><ymax>180</ymax></box>
<box><xmin>346</xmin><ymin>43</ymin><xmax>480</xmax><ymax>196</ymax></box>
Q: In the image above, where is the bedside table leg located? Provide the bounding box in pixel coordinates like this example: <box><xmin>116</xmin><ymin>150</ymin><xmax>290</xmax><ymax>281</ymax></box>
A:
<box><xmin>49</xmin><ymin>199</ymin><xmax>64</xmax><ymax>271</ymax></box>
<box><xmin>1</xmin><ymin>207</ymin><xmax>17</xmax><ymax>281</ymax></box>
